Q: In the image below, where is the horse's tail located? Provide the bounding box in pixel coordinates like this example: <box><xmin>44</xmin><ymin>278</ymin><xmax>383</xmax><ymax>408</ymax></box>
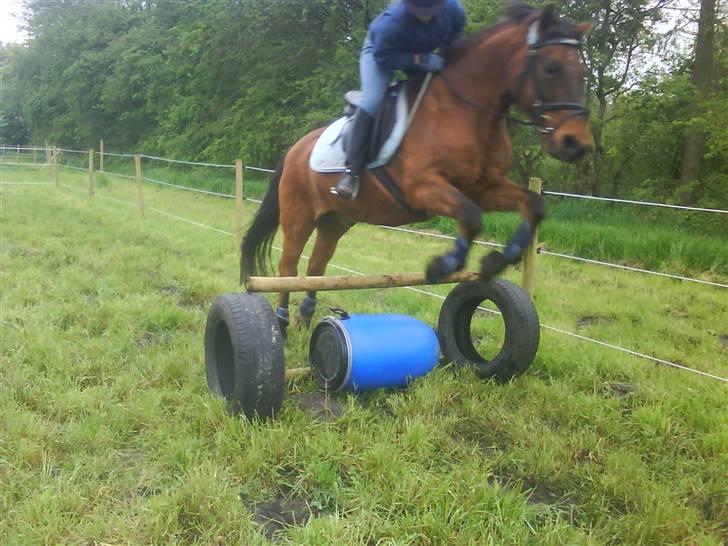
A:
<box><xmin>240</xmin><ymin>155</ymin><xmax>285</xmax><ymax>284</ymax></box>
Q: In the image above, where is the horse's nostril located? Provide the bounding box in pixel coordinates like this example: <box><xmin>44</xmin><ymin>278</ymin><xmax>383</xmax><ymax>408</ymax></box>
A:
<box><xmin>562</xmin><ymin>135</ymin><xmax>587</xmax><ymax>161</ymax></box>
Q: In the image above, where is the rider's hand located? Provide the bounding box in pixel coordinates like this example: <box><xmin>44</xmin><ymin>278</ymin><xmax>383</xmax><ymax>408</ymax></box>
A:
<box><xmin>418</xmin><ymin>53</ymin><xmax>444</xmax><ymax>72</ymax></box>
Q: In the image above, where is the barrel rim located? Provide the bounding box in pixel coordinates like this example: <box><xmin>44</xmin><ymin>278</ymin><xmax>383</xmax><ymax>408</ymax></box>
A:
<box><xmin>310</xmin><ymin>316</ymin><xmax>353</xmax><ymax>392</ymax></box>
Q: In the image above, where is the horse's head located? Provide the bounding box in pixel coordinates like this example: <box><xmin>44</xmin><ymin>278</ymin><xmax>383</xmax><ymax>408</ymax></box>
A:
<box><xmin>506</xmin><ymin>4</ymin><xmax>592</xmax><ymax>162</ymax></box>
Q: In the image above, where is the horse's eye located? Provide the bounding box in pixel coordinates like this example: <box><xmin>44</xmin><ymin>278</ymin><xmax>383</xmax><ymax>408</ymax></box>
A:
<box><xmin>544</xmin><ymin>62</ymin><xmax>562</xmax><ymax>76</ymax></box>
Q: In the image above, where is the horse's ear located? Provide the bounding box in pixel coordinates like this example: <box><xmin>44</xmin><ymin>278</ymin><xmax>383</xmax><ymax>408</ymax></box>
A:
<box><xmin>539</xmin><ymin>5</ymin><xmax>559</xmax><ymax>32</ymax></box>
<box><xmin>575</xmin><ymin>22</ymin><xmax>592</xmax><ymax>38</ymax></box>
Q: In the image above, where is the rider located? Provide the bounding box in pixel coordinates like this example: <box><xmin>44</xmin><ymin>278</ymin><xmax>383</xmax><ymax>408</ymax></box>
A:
<box><xmin>333</xmin><ymin>0</ymin><xmax>467</xmax><ymax>199</ymax></box>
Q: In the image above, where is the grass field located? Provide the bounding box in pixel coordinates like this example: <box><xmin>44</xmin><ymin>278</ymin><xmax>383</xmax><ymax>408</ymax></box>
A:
<box><xmin>43</xmin><ymin>149</ymin><xmax>728</xmax><ymax>277</ymax></box>
<box><xmin>1</xmin><ymin>164</ymin><xmax>727</xmax><ymax>545</ymax></box>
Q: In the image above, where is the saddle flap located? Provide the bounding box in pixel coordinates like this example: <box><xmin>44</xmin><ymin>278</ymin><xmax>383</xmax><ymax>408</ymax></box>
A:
<box><xmin>310</xmin><ymin>82</ymin><xmax>410</xmax><ymax>173</ymax></box>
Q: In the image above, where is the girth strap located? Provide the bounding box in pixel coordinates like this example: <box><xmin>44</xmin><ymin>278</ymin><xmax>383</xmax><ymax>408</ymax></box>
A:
<box><xmin>370</xmin><ymin>166</ymin><xmax>429</xmax><ymax>219</ymax></box>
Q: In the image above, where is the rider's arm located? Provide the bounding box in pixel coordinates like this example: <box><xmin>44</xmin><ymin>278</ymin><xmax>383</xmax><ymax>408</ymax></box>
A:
<box><xmin>371</xmin><ymin>29</ymin><xmax>417</xmax><ymax>72</ymax></box>
<box><xmin>368</xmin><ymin>8</ymin><xmax>419</xmax><ymax>72</ymax></box>
<box><xmin>444</xmin><ymin>3</ymin><xmax>466</xmax><ymax>46</ymax></box>
<box><xmin>444</xmin><ymin>0</ymin><xmax>467</xmax><ymax>46</ymax></box>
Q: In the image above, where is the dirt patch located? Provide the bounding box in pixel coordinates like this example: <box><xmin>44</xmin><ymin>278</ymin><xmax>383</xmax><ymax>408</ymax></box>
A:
<box><xmin>605</xmin><ymin>381</ymin><xmax>634</xmax><ymax>397</ymax></box>
<box><xmin>249</xmin><ymin>497</ymin><xmax>321</xmax><ymax>541</ymax></box>
<box><xmin>719</xmin><ymin>334</ymin><xmax>728</xmax><ymax>349</ymax></box>
<box><xmin>668</xmin><ymin>307</ymin><xmax>690</xmax><ymax>319</ymax></box>
<box><xmin>490</xmin><ymin>472</ymin><xmax>578</xmax><ymax>510</ymax></box>
<box><xmin>135</xmin><ymin>330</ymin><xmax>173</xmax><ymax>349</ymax></box>
<box><xmin>522</xmin><ymin>479</ymin><xmax>572</xmax><ymax>506</ymax></box>
<box><xmin>291</xmin><ymin>392</ymin><xmax>347</xmax><ymax>422</ymax></box>
<box><xmin>576</xmin><ymin>315</ymin><xmax>615</xmax><ymax>329</ymax></box>
<box><xmin>450</xmin><ymin>419</ymin><xmax>508</xmax><ymax>456</ymax></box>
<box><xmin>137</xmin><ymin>484</ymin><xmax>162</xmax><ymax>497</ymax></box>
<box><xmin>158</xmin><ymin>284</ymin><xmax>183</xmax><ymax>296</ymax></box>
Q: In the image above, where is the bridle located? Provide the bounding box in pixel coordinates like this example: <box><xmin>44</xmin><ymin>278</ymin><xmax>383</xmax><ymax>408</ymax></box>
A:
<box><xmin>440</xmin><ymin>20</ymin><xmax>589</xmax><ymax>134</ymax></box>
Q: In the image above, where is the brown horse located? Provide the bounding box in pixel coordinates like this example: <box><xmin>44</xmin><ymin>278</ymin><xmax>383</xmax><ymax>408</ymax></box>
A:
<box><xmin>241</xmin><ymin>3</ymin><xmax>592</xmax><ymax>332</ymax></box>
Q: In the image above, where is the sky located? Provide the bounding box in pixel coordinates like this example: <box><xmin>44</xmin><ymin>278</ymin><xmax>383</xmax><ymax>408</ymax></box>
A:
<box><xmin>1</xmin><ymin>0</ymin><xmax>27</xmax><ymax>44</ymax></box>
<box><xmin>0</xmin><ymin>0</ymin><xmax>699</xmax><ymax>48</ymax></box>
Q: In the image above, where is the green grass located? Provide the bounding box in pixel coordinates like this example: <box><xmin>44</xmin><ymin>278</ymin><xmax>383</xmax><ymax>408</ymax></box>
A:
<box><xmin>1</xmin><ymin>165</ymin><xmax>727</xmax><ymax>544</ymax></box>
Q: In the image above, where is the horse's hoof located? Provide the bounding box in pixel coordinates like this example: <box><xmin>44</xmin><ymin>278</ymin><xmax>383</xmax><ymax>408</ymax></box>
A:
<box><xmin>480</xmin><ymin>251</ymin><xmax>508</xmax><ymax>282</ymax></box>
<box><xmin>426</xmin><ymin>256</ymin><xmax>449</xmax><ymax>283</ymax></box>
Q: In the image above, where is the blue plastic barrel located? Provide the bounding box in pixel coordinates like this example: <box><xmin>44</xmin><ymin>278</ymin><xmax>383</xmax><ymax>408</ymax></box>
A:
<box><xmin>309</xmin><ymin>313</ymin><xmax>440</xmax><ymax>392</ymax></box>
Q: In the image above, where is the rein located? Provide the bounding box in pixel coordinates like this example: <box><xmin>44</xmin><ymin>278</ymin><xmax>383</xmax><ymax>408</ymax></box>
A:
<box><xmin>439</xmin><ymin>21</ymin><xmax>588</xmax><ymax>134</ymax></box>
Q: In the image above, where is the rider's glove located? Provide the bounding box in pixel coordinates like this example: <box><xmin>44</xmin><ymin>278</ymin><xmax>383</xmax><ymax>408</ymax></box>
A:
<box><xmin>418</xmin><ymin>53</ymin><xmax>444</xmax><ymax>72</ymax></box>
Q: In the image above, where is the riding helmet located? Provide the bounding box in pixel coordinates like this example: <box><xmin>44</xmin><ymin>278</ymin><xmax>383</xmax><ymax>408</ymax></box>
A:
<box><xmin>405</xmin><ymin>0</ymin><xmax>445</xmax><ymax>18</ymax></box>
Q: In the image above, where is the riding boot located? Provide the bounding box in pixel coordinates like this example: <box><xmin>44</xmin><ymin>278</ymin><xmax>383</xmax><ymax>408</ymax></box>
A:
<box><xmin>332</xmin><ymin>109</ymin><xmax>375</xmax><ymax>200</ymax></box>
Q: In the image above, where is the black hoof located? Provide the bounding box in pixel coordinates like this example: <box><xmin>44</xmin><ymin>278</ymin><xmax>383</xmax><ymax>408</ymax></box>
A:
<box><xmin>426</xmin><ymin>256</ymin><xmax>450</xmax><ymax>284</ymax></box>
<box><xmin>480</xmin><ymin>251</ymin><xmax>509</xmax><ymax>282</ymax></box>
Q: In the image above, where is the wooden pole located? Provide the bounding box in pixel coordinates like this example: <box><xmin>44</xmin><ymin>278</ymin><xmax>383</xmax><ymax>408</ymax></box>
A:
<box><xmin>53</xmin><ymin>147</ymin><xmax>59</xmax><ymax>188</ymax></box>
<box><xmin>88</xmin><ymin>149</ymin><xmax>94</xmax><ymax>197</ymax></box>
<box><xmin>522</xmin><ymin>177</ymin><xmax>542</xmax><ymax>297</ymax></box>
<box><xmin>285</xmin><ymin>367</ymin><xmax>311</xmax><ymax>381</ymax></box>
<box><xmin>135</xmin><ymin>155</ymin><xmax>144</xmax><ymax>217</ymax></box>
<box><xmin>99</xmin><ymin>139</ymin><xmax>104</xmax><ymax>173</ymax></box>
<box><xmin>235</xmin><ymin>159</ymin><xmax>244</xmax><ymax>253</ymax></box>
<box><xmin>246</xmin><ymin>270</ymin><xmax>480</xmax><ymax>293</ymax></box>
<box><xmin>48</xmin><ymin>147</ymin><xmax>53</xmax><ymax>184</ymax></box>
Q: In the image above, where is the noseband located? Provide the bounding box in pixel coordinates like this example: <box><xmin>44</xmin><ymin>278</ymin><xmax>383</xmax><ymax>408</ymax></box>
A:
<box><xmin>440</xmin><ymin>20</ymin><xmax>589</xmax><ymax>133</ymax></box>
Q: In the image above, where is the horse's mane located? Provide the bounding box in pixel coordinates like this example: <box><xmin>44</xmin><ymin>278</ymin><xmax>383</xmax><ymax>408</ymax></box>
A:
<box><xmin>443</xmin><ymin>3</ymin><xmax>582</xmax><ymax>63</ymax></box>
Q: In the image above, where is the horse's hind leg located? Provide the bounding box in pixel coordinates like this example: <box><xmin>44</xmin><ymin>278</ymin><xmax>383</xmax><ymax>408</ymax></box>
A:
<box><xmin>276</xmin><ymin>213</ymin><xmax>316</xmax><ymax>333</ymax></box>
<box><xmin>298</xmin><ymin>213</ymin><xmax>351</xmax><ymax>327</ymax></box>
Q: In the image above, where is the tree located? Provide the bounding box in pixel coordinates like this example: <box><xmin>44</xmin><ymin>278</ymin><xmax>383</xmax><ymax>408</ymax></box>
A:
<box><xmin>561</xmin><ymin>0</ymin><xmax>670</xmax><ymax>195</ymax></box>
<box><xmin>680</xmin><ymin>0</ymin><xmax>716</xmax><ymax>202</ymax></box>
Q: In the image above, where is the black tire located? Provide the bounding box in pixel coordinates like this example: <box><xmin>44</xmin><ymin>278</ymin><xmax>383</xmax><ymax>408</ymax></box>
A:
<box><xmin>438</xmin><ymin>279</ymin><xmax>539</xmax><ymax>381</ymax></box>
<box><xmin>204</xmin><ymin>293</ymin><xmax>285</xmax><ymax>419</ymax></box>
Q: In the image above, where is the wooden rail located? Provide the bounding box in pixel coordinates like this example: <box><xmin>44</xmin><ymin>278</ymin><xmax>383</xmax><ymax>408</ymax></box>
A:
<box><xmin>246</xmin><ymin>270</ymin><xmax>480</xmax><ymax>293</ymax></box>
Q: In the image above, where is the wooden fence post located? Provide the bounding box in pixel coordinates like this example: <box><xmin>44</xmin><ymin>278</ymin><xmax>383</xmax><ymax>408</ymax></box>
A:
<box><xmin>522</xmin><ymin>177</ymin><xmax>542</xmax><ymax>298</ymax></box>
<box><xmin>53</xmin><ymin>147</ymin><xmax>59</xmax><ymax>188</ymax></box>
<box><xmin>88</xmin><ymin>149</ymin><xmax>94</xmax><ymax>197</ymax></box>
<box><xmin>99</xmin><ymin>139</ymin><xmax>104</xmax><ymax>173</ymax></box>
<box><xmin>48</xmin><ymin>147</ymin><xmax>53</xmax><ymax>184</ymax></box>
<box><xmin>135</xmin><ymin>155</ymin><xmax>144</xmax><ymax>217</ymax></box>
<box><xmin>235</xmin><ymin>159</ymin><xmax>244</xmax><ymax>253</ymax></box>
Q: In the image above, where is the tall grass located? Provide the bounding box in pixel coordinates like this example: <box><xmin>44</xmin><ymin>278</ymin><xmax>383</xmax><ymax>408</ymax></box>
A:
<box><xmin>47</xmin><ymin>149</ymin><xmax>728</xmax><ymax>280</ymax></box>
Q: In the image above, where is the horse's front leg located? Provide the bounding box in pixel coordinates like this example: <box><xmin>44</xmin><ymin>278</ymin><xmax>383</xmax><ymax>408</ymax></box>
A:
<box><xmin>408</xmin><ymin>179</ymin><xmax>483</xmax><ymax>283</ymax></box>
<box><xmin>475</xmin><ymin>179</ymin><xmax>545</xmax><ymax>282</ymax></box>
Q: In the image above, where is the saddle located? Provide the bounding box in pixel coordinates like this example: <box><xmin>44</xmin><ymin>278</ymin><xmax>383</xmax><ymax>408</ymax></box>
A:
<box><xmin>309</xmin><ymin>81</ymin><xmax>410</xmax><ymax>173</ymax></box>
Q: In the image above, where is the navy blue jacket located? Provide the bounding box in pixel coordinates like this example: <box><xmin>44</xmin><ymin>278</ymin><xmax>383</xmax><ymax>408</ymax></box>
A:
<box><xmin>368</xmin><ymin>0</ymin><xmax>466</xmax><ymax>72</ymax></box>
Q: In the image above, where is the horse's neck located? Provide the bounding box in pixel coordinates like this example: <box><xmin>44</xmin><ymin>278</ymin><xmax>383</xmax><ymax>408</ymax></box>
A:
<box><xmin>442</xmin><ymin>28</ymin><xmax>525</xmax><ymax>120</ymax></box>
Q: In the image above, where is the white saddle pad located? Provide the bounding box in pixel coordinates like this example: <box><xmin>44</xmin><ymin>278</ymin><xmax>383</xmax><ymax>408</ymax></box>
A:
<box><xmin>309</xmin><ymin>85</ymin><xmax>410</xmax><ymax>173</ymax></box>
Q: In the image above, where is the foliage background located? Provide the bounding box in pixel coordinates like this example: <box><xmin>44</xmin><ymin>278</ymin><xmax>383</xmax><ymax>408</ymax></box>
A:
<box><xmin>1</xmin><ymin>0</ymin><xmax>726</xmax><ymax>211</ymax></box>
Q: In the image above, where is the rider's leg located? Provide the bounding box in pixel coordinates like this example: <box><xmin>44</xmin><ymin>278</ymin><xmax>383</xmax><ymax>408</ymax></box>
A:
<box><xmin>333</xmin><ymin>41</ymin><xmax>391</xmax><ymax>199</ymax></box>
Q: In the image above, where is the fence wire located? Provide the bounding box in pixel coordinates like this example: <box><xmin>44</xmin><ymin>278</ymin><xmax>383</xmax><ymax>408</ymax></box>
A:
<box><xmin>141</xmin><ymin>154</ymin><xmax>234</xmax><ymax>169</ymax></box>
<box><xmin>543</xmin><ymin>190</ymin><xmax>728</xmax><ymax>215</ymax></box>
<box><xmin>44</xmin><ymin>176</ymin><xmax>724</xmax><ymax>385</ymax></box>
<box><xmin>46</xmin><ymin>147</ymin><xmax>726</xmax><ymax>290</ymax></box>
